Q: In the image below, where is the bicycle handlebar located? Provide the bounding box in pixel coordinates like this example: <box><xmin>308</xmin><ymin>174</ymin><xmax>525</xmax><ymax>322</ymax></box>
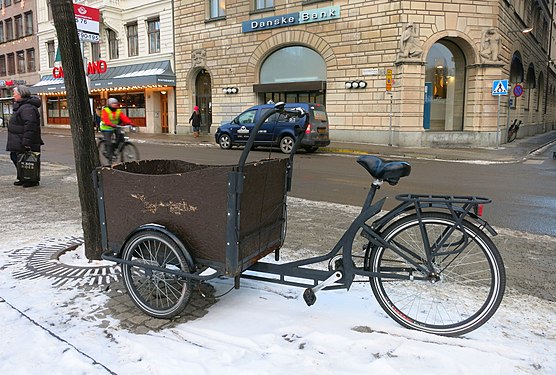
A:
<box><xmin>237</xmin><ymin>102</ymin><xmax>308</xmax><ymax>172</ymax></box>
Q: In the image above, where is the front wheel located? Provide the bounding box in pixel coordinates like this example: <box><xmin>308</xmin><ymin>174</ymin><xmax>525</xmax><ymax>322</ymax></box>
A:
<box><xmin>97</xmin><ymin>140</ymin><xmax>113</xmax><ymax>165</ymax></box>
<box><xmin>279</xmin><ymin>135</ymin><xmax>295</xmax><ymax>154</ymax></box>
<box><xmin>218</xmin><ymin>134</ymin><xmax>232</xmax><ymax>149</ymax></box>
<box><xmin>366</xmin><ymin>212</ymin><xmax>505</xmax><ymax>336</ymax></box>
<box><xmin>120</xmin><ymin>142</ymin><xmax>139</xmax><ymax>162</ymax></box>
<box><xmin>507</xmin><ymin>128</ymin><xmax>517</xmax><ymax>143</ymax></box>
<box><xmin>121</xmin><ymin>230</ymin><xmax>196</xmax><ymax>319</ymax></box>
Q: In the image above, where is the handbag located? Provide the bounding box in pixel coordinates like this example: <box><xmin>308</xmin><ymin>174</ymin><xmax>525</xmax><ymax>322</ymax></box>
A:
<box><xmin>17</xmin><ymin>151</ymin><xmax>41</xmax><ymax>183</ymax></box>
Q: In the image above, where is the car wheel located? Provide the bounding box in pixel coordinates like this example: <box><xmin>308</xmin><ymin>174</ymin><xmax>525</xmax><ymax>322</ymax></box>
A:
<box><xmin>218</xmin><ymin>134</ymin><xmax>232</xmax><ymax>149</ymax></box>
<box><xmin>279</xmin><ymin>135</ymin><xmax>295</xmax><ymax>154</ymax></box>
<box><xmin>304</xmin><ymin>146</ymin><xmax>319</xmax><ymax>153</ymax></box>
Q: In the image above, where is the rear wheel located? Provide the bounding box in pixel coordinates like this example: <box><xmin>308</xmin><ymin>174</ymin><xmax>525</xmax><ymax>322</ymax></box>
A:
<box><xmin>366</xmin><ymin>212</ymin><xmax>505</xmax><ymax>336</ymax></box>
<box><xmin>279</xmin><ymin>135</ymin><xmax>295</xmax><ymax>154</ymax></box>
<box><xmin>218</xmin><ymin>134</ymin><xmax>232</xmax><ymax>149</ymax></box>
<box><xmin>121</xmin><ymin>230</ymin><xmax>195</xmax><ymax>319</ymax></box>
<box><xmin>120</xmin><ymin>142</ymin><xmax>139</xmax><ymax>162</ymax></box>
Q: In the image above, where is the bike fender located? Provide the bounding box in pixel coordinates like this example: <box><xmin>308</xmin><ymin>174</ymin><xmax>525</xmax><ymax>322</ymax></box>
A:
<box><xmin>120</xmin><ymin>223</ymin><xmax>195</xmax><ymax>266</ymax></box>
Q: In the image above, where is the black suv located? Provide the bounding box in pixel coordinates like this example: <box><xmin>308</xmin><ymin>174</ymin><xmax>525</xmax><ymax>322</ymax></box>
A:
<box><xmin>215</xmin><ymin>103</ymin><xmax>330</xmax><ymax>153</ymax></box>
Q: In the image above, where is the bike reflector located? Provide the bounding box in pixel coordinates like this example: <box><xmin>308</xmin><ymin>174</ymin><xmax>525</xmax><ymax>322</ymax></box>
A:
<box><xmin>474</xmin><ymin>204</ymin><xmax>484</xmax><ymax>217</ymax></box>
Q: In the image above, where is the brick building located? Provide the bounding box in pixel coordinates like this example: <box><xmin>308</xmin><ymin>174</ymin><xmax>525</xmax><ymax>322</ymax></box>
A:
<box><xmin>174</xmin><ymin>0</ymin><xmax>556</xmax><ymax>147</ymax></box>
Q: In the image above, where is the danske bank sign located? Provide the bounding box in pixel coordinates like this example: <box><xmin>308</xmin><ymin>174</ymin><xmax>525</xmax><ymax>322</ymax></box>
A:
<box><xmin>242</xmin><ymin>6</ymin><xmax>340</xmax><ymax>33</ymax></box>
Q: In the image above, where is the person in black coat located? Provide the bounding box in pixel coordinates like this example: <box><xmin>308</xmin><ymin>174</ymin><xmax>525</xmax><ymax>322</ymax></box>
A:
<box><xmin>6</xmin><ymin>85</ymin><xmax>43</xmax><ymax>187</ymax></box>
<box><xmin>189</xmin><ymin>105</ymin><xmax>201</xmax><ymax>138</ymax></box>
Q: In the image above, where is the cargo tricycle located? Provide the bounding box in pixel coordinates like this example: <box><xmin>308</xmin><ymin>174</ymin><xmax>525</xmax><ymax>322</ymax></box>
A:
<box><xmin>96</xmin><ymin>102</ymin><xmax>505</xmax><ymax>337</ymax></box>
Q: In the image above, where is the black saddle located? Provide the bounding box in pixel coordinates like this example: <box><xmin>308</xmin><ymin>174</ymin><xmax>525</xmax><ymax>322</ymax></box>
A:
<box><xmin>356</xmin><ymin>155</ymin><xmax>411</xmax><ymax>185</ymax></box>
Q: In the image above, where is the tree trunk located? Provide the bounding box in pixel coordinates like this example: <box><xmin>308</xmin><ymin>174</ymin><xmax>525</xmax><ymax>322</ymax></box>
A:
<box><xmin>51</xmin><ymin>0</ymin><xmax>102</xmax><ymax>259</ymax></box>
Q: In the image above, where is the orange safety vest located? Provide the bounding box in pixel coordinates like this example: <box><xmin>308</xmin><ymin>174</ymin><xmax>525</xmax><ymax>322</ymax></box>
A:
<box><xmin>99</xmin><ymin>107</ymin><xmax>122</xmax><ymax>131</ymax></box>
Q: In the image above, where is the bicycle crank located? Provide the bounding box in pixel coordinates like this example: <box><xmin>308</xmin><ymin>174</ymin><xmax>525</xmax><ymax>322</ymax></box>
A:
<box><xmin>303</xmin><ymin>271</ymin><xmax>343</xmax><ymax>306</ymax></box>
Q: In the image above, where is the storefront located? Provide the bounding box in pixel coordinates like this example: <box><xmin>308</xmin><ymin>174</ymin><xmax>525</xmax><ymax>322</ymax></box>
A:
<box><xmin>174</xmin><ymin>1</ymin><xmax>556</xmax><ymax>147</ymax></box>
<box><xmin>30</xmin><ymin>60</ymin><xmax>176</xmax><ymax>133</ymax></box>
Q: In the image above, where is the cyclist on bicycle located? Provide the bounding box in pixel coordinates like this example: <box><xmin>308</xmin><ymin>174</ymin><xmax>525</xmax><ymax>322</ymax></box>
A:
<box><xmin>100</xmin><ymin>98</ymin><xmax>134</xmax><ymax>160</ymax></box>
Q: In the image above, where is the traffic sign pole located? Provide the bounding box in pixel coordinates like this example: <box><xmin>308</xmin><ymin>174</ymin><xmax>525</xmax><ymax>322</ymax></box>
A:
<box><xmin>496</xmin><ymin>94</ymin><xmax>501</xmax><ymax>149</ymax></box>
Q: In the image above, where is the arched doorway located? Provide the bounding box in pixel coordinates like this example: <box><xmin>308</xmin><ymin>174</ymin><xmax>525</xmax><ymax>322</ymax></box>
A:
<box><xmin>255</xmin><ymin>46</ymin><xmax>327</xmax><ymax>104</ymax></box>
<box><xmin>195</xmin><ymin>69</ymin><xmax>212</xmax><ymax>133</ymax></box>
<box><xmin>424</xmin><ymin>40</ymin><xmax>466</xmax><ymax>131</ymax></box>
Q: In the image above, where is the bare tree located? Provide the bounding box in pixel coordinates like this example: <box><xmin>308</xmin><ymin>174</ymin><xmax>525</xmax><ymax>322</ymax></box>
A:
<box><xmin>50</xmin><ymin>0</ymin><xmax>102</xmax><ymax>259</ymax></box>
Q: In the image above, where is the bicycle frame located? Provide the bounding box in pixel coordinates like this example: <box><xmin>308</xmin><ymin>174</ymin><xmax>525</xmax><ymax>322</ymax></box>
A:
<box><xmin>245</xmin><ymin>164</ymin><xmax>496</xmax><ymax>295</ymax></box>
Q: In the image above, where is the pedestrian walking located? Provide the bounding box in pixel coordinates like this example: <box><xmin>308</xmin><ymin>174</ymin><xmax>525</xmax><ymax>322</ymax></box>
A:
<box><xmin>6</xmin><ymin>85</ymin><xmax>43</xmax><ymax>188</ymax></box>
<box><xmin>189</xmin><ymin>105</ymin><xmax>201</xmax><ymax>138</ymax></box>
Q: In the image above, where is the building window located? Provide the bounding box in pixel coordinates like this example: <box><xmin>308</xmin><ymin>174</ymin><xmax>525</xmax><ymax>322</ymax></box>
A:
<box><xmin>0</xmin><ymin>22</ymin><xmax>4</xmax><ymax>43</ymax></box>
<box><xmin>16</xmin><ymin>50</ymin><xmax>25</xmax><ymax>73</ymax></box>
<box><xmin>91</xmin><ymin>42</ymin><xmax>100</xmax><ymax>60</ymax></box>
<box><xmin>47</xmin><ymin>1</ymin><xmax>53</xmax><ymax>21</ymax></box>
<box><xmin>26</xmin><ymin>48</ymin><xmax>35</xmax><ymax>72</ymax></box>
<box><xmin>107</xmin><ymin>29</ymin><xmax>119</xmax><ymax>59</ymax></box>
<box><xmin>5</xmin><ymin>19</ymin><xmax>13</xmax><ymax>41</ymax></box>
<box><xmin>4</xmin><ymin>0</ymin><xmax>12</xmax><ymax>7</ymax></box>
<box><xmin>254</xmin><ymin>0</ymin><xmax>273</xmax><ymax>11</ymax></box>
<box><xmin>209</xmin><ymin>0</ymin><xmax>225</xmax><ymax>18</ymax></box>
<box><xmin>24</xmin><ymin>12</ymin><xmax>33</xmax><ymax>36</ymax></box>
<box><xmin>46</xmin><ymin>40</ymin><xmax>55</xmax><ymax>68</ymax></box>
<box><xmin>127</xmin><ymin>23</ymin><xmax>138</xmax><ymax>57</ymax></box>
<box><xmin>147</xmin><ymin>18</ymin><xmax>160</xmax><ymax>54</ymax></box>
<box><xmin>425</xmin><ymin>41</ymin><xmax>466</xmax><ymax>131</ymax></box>
<box><xmin>14</xmin><ymin>15</ymin><xmax>23</xmax><ymax>39</ymax></box>
<box><xmin>0</xmin><ymin>55</ymin><xmax>6</xmax><ymax>76</ymax></box>
<box><xmin>7</xmin><ymin>53</ymin><xmax>15</xmax><ymax>75</ymax></box>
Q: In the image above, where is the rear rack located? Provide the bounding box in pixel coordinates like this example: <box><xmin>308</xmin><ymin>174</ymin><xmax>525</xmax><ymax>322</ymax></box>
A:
<box><xmin>395</xmin><ymin>194</ymin><xmax>491</xmax><ymax>205</ymax></box>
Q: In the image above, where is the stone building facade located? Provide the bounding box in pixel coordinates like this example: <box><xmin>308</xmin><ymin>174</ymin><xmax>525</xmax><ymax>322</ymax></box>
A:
<box><xmin>31</xmin><ymin>0</ymin><xmax>176</xmax><ymax>133</ymax></box>
<box><xmin>174</xmin><ymin>0</ymin><xmax>556</xmax><ymax>147</ymax></box>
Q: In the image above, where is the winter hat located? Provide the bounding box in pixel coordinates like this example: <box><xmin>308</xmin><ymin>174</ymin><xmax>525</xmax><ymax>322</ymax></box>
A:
<box><xmin>107</xmin><ymin>98</ymin><xmax>119</xmax><ymax>105</ymax></box>
<box><xmin>194</xmin><ymin>105</ymin><xmax>199</xmax><ymax>111</ymax></box>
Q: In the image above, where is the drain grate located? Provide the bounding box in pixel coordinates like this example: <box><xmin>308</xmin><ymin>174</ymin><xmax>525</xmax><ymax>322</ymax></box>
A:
<box><xmin>7</xmin><ymin>236</ymin><xmax>121</xmax><ymax>287</ymax></box>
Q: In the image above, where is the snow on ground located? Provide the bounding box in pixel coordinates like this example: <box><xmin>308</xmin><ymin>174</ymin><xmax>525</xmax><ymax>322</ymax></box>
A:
<box><xmin>1</xmin><ymin>199</ymin><xmax>555</xmax><ymax>375</ymax></box>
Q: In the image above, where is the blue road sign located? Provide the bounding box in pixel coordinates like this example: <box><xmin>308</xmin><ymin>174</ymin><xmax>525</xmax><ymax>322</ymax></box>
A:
<box><xmin>492</xmin><ymin>80</ymin><xmax>509</xmax><ymax>95</ymax></box>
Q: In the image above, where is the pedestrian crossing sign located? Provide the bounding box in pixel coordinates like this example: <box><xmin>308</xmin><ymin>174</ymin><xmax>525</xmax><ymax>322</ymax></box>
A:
<box><xmin>492</xmin><ymin>80</ymin><xmax>509</xmax><ymax>95</ymax></box>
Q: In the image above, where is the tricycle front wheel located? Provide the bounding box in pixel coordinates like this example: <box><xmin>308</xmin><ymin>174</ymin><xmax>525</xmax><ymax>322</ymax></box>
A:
<box><xmin>121</xmin><ymin>230</ymin><xmax>196</xmax><ymax>319</ymax></box>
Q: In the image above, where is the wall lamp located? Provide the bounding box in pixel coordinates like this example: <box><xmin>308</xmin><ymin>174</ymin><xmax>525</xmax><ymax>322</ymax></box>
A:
<box><xmin>345</xmin><ymin>80</ymin><xmax>367</xmax><ymax>89</ymax></box>
<box><xmin>223</xmin><ymin>87</ymin><xmax>239</xmax><ymax>94</ymax></box>
<box><xmin>508</xmin><ymin>26</ymin><xmax>533</xmax><ymax>35</ymax></box>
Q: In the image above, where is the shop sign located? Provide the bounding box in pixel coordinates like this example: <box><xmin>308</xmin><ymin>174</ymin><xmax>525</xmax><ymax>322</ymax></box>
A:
<box><xmin>0</xmin><ymin>79</ymin><xmax>26</xmax><ymax>87</ymax></box>
<box><xmin>52</xmin><ymin>60</ymin><xmax>108</xmax><ymax>78</ymax></box>
<box><xmin>242</xmin><ymin>6</ymin><xmax>340</xmax><ymax>33</ymax></box>
<box><xmin>74</xmin><ymin>4</ymin><xmax>100</xmax><ymax>42</ymax></box>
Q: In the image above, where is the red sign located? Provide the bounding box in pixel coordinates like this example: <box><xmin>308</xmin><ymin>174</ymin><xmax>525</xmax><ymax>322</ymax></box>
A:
<box><xmin>52</xmin><ymin>60</ymin><xmax>108</xmax><ymax>78</ymax></box>
<box><xmin>513</xmin><ymin>83</ymin><xmax>524</xmax><ymax>97</ymax></box>
<box><xmin>73</xmin><ymin>4</ymin><xmax>100</xmax><ymax>33</ymax></box>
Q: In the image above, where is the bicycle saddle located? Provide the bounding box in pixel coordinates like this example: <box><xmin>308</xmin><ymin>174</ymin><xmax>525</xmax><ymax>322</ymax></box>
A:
<box><xmin>356</xmin><ymin>155</ymin><xmax>411</xmax><ymax>185</ymax></box>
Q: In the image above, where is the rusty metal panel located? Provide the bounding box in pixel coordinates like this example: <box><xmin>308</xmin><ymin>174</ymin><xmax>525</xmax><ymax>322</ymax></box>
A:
<box><xmin>98</xmin><ymin>158</ymin><xmax>288</xmax><ymax>275</ymax></box>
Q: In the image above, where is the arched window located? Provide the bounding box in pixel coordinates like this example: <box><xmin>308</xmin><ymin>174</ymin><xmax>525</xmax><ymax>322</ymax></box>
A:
<box><xmin>258</xmin><ymin>46</ymin><xmax>327</xmax><ymax>104</ymax></box>
<box><xmin>260</xmin><ymin>46</ymin><xmax>326</xmax><ymax>84</ymax></box>
<box><xmin>537</xmin><ymin>72</ymin><xmax>544</xmax><ymax>112</ymax></box>
<box><xmin>424</xmin><ymin>40</ymin><xmax>466</xmax><ymax>131</ymax></box>
<box><xmin>525</xmin><ymin>63</ymin><xmax>536</xmax><ymax>110</ymax></box>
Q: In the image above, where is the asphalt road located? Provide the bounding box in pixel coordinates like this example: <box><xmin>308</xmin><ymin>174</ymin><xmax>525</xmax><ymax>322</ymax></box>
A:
<box><xmin>9</xmin><ymin>130</ymin><xmax>554</xmax><ymax>237</ymax></box>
